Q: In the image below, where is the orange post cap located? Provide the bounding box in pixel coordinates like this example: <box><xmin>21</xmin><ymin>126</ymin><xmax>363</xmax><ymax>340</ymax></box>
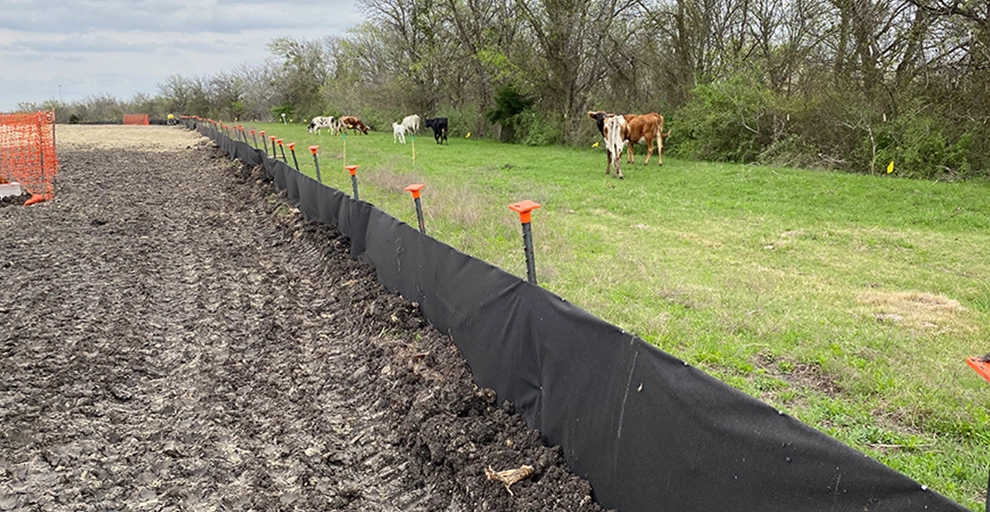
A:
<box><xmin>346</xmin><ymin>165</ymin><xmax>359</xmax><ymax>176</ymax></box>
<box><xmin>966</xmin><ymin>357</ymin><xmax>990</xmax><ymax>384</ymax></box>
<box><xmin>250</xmin><ymin>130</ymin><xmax>255</xmax><ymax>135</ymax></box>
<box><xmin>270</xmin><ymin>136</ymin><xmax>276</xmax><ymax>141</ymax></box>
<box><xmin>259</xmin><ymin>130</ymin><xmax>265</xmax><ymax>136</ymax></box>
<box><xmin>404</xmin><ymin>183</ymin><xmax>426</xmax><ymax>199</ymax></box>
<box><xmin>308</xmin><ymin>145</ymin><xmax>319</xmax><ymax>155</ymax></box>
<box><xmin>276</xmin><ymin>139</ymin><xmax>283</xmax><ymax>145</ymax></box>
<box><xmin>287</xmin><ymin>142</ymin><xmax>295</xmax><ymax>150</ymax></box>
<box><xmin>508</xmin><ymin>200</ymin><xmax>542</xmax><ymax>224</ymax></box>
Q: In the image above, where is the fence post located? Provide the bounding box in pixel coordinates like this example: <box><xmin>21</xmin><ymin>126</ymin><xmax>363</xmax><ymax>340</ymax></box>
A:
<box><xmin>966</xmin><ymin>355</ymin><xmax>990</xmax><ymax>512</ymax></box>
<box><xmin>269</xmin><ymin>136</ymin><xmax>277</xmax><ymax>157</ymax></box>
<box><xmin>508</xmin><ymin>200</ymin><xmax>542</xmax><ymax>284</ymax></box>
<box><xmin>36</xmin><ymin>115</ymin><xmax>46</xmax><ymax>203</ymax></box>
<box><xmin>310</xmin><ymin>146</ymin><xmax>322</xmax><ymax>183</ymax></box>
<box><xmin>288</xmin><ymin>142</ymin><xmax>299</xmax><ymax>171</ymax></box>
<box><xmin>404</xmin><ymin>184</ymin><xmax>426</xmax><ymax>233</ymax></box>
<box><xmin>277</xmin><ymin>139</ymin><xmax>287</xmax><ymax>163</ymax></box>
<box><xmin>259</xmin><ymin>131</ymin><xmax>266</xmax><ymax>154</ymax></box>
<box><xmin>346</xmin><ymin>165</ymin><xmax>360</xmax><ymax>200</ymax></box>
<box><xmin>251</xmin><ymin>130</ymin><xmax>258</xmax><ymax>149</ymax></box>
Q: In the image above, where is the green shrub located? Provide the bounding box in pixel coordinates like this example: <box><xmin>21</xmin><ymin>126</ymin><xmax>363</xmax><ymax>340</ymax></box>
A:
<box><xmin>673</xmin><ymin>71</ymin><xmax>773</xmax><ymax>162</ymax></box>
<box><xmin>521</xmin><ymin>111</ymin><xmax>565</xmax><ymax>146</ymax></box>
<box><xmin>486</xmin><ymin>84</ymin><xmax>534</xmax><ymax>143</ymax></box>
<box><xmin>874</xmin><ymin>115</ymin><xmax>973</xmax><ymax>179</ymax></box>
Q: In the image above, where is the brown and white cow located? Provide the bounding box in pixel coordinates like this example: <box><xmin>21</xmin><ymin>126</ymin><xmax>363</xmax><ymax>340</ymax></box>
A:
<box><xmin>589</xmin><ymin>110</ymin><xmax>670</xmax><ymax>166</ymax></box>
<box><xmin>589</xmin><ymin>111</ymin><xmax>619</xmax><ymax>173</ymax></box>
<box><xmin>603</xmin><ymin>114</ymin><xmax>628</xmax><ymax>179</ymax></box>
<box><xmin>339</xmin><ymin>115</ymin><xmax>370</xmax><ymax>135</ymax></box>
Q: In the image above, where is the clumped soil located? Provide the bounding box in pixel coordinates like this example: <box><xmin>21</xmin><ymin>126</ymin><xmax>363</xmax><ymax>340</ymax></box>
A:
<box><xmin>0</xmin><ymin>193</ymin><xmax>31</xmax><ymax>208</ymax></box>
<box><xmin>0</xmin><ymin>126</ymin><xmax>608</xmax><ymax>511</ymax></box>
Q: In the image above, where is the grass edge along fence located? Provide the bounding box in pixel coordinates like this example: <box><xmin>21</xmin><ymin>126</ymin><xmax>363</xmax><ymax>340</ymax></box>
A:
<box><xmin>186</xmin><ymin>117</ymin><xmax>972</xmax><ymax>512</ymax></box>
<box><xmin>0</xmin><ymin>109</ymin><xmax>58</xmax><ymax>205</ymax></box>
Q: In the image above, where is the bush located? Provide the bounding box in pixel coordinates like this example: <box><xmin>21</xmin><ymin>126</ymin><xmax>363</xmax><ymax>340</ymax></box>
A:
<box><xmin>486</xmin><ymin>84</ymin><xmax>534</xmax><ymax>143</ymax></box>
<box><xmin>436</xmin><ymin>105</ymin><xmax>487</xmax><ymax>139</ymax></box>
<box><xmin>520</xmin><ymin>111</ymin><xmax>564</xmax><ymax>146</ymax></box>
<box><xmin>672</xmin><ymin>71</ymin><xmax>774</xmax><ymax>162</ymax></box>
<box><xmin>874</xmin><ymin>114</ymin><xmax>973</xmax><ymax>180</ymax></box>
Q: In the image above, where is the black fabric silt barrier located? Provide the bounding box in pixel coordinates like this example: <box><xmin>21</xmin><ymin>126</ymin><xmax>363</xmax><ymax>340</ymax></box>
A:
<box><xmin>188</xmin><ymin>120</ymin><xmax>968</xmax><ymax>512</ymax></box>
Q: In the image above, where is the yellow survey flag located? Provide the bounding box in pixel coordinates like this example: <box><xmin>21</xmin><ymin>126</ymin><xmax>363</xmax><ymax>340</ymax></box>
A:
<box><xmin>466</xmin><ymin>132</ymin><xmax>471</xmax><ymax>138</ymax></box>
<box><xmin>592</xmin><ymin>141</ymin><xmax>600</xmax><ymax>148</ymax></box>
<box><xmin>887</xmin><ymin>161</ymin><xmax>894</xmax><ymax>174</ymax></box>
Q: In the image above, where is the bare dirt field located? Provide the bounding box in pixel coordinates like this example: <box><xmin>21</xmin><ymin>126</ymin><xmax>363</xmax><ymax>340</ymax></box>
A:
<box><xmin>0</xmin><ymin>125</ymin><xmax>608</xmax><ymax>511</ymax></box>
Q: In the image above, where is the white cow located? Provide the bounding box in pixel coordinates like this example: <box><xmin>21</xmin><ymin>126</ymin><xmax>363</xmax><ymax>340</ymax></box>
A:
<box><xmin>400</xmin><ymin>114</ymin><xmax>420</xmax><ymax>134</ymax></box>
<box><xmin>307</xmin><ymin>116</ymin><xmax>339</xmax><ymax>135</ymax></box>
<box><xmin>392</xmin><ymin>122</ymin><xmax>407</xmax><ymax>144</ymax></box>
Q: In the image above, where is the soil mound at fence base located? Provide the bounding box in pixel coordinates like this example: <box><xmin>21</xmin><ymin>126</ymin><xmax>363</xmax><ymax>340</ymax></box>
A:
<box><xmin>0</xmin><ymin>125</ymin><xmax>608</xmax><ymax>511</ymax></box>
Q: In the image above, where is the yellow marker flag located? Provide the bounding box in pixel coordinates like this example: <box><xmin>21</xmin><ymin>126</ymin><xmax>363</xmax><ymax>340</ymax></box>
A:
<box><xmin>465</xmin><ymin>132</ymin><xmax>471</xmax><ymax>138</ymax></box>
<box><xmin>592</xmin><ymin>141</ymin><xmax>600</xmax><ymax>148</ymax></box>
<box><xmin>887</xmin><ymin>161</ymin><xmax>894</xmax><ymax>174</ymax></box>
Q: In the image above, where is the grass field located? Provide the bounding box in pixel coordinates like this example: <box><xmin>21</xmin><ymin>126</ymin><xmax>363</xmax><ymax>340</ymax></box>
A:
<box><xmin>240</xmin><ymin>121</ymin><xmax>990</xmax><ymax>510</ymax></box>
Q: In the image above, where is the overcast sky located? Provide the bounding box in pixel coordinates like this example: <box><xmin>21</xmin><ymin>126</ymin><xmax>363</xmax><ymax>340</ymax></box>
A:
<box><xmin>0</xmin><ymin>0</ymin><xmax>365</xmax><ymax>111</ymax></box>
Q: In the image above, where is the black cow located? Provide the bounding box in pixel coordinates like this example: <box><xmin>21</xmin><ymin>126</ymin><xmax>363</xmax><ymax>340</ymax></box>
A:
<box><xmin>424</xmin><ymin>117</ymin><xmax>448</xmax><ymax>144</ymax></box>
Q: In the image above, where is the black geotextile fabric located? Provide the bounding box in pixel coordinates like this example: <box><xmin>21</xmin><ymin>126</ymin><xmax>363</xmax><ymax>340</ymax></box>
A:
<box><xmin>190</xmin><ymin>121</ymin><xmax>967</xmax><ymax>512</ymax></box>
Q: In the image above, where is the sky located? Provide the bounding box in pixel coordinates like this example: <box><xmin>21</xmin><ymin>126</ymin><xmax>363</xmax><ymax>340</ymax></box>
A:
<box><xmin>0</xmin><ymin>0</ymin><xmax>365</xmax><ymax>111</ymax></box>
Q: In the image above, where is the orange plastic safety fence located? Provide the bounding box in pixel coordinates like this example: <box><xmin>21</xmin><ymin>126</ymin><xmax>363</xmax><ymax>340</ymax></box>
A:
<box><xmin>0</xmin><ymin>110</ymin><xmax>57</xmax><ymax>205</ymax></box>
<box><xmin>123</xmin><ymin>113</ymin><xmax>149</xmax><ymax>125</ymax></box>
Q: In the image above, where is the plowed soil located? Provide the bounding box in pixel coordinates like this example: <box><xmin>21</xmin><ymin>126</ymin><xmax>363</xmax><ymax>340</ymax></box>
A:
<box><xmin>0</xmin><ymin>125</ymin><xmax>608</xmax><ymax>511</ymax></box>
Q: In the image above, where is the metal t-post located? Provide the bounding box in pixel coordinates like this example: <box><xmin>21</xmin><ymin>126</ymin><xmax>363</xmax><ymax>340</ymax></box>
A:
<box><xmin>508</xmin><ymin>200</ymin><xmax>542</xmax><ymax>284</ymax></box>
<box><xmin>277</xmin><ymin>139</ymin><xmax>287</xmax><ymax>163</ymax></box>
<box><xmin>522</xmin><ymin>222</ymin><xmax>536</xmax><ymax>283</ymax></box>
<box><xmin>346</xmin><ymin>165</ymin><xmax>360</xmax><ymax>200</ymax></box>
<box><xmin>966</xmin><ymin>355</ymin><xmax>990</xmax><ymax>512</ymax></box>
<box><xmin>288</xmin><ymin>142</ymin><xmax>299</xmax><ymax>171</ymax></box>
<box><xmin>38</xmin><ymin>116</ymin><xmax>46</xmax><ymax>201</ymax></box>
<box><xmin>404</xmin><ymin>184</ymin><xmax>426</xmax><ymax>233</ymax></box>
<box><xmin>309</xmin><ymin>146</ymin><xmax>321</xmax><ymax>183</ymax></box>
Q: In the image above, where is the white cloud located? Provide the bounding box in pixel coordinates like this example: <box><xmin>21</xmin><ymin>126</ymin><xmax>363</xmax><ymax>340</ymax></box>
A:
<box><xmin>0</xmin><ymin>0</ymin><xmax>364</xmax><ymax>110</ymax></box>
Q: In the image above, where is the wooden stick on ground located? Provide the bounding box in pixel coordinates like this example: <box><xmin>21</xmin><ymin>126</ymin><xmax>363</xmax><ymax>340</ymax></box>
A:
<box><xmin>485</xmin><ymin>465</ymin><xmax>535</xmax><ymax>496</ymax></box>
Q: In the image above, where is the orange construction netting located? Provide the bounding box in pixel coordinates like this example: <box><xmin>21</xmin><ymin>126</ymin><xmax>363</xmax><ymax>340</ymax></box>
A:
<box><xmin>123</xmin><ymin>113</ymin><xmax>149</xmax><ymax>125</ymax></box>
<box><xmin>0</xmin><ymin>110</ymin><xmax>58</xmax><ymax>205</ymax></box>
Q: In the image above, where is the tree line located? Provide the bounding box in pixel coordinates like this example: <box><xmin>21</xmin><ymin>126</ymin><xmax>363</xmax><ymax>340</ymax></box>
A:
<box><xmin>21</xmin><ymin>0</ymin><xmax>990</xmax><ymax>179</ymax></box>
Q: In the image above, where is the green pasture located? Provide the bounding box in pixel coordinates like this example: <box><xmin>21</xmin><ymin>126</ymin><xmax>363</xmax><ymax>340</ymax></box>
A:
<box><xmin>240</xmin><ymin>121</ymin><xmax>990</xmax><ymax>510</ymax></box>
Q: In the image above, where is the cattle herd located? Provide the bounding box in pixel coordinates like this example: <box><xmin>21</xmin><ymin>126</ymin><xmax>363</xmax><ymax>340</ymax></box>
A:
<box><xmin>588</xmin><ymin>111</ymin><xmax>670</xmax><ymax>179</ymax></box>
<box><xmin>308</xmin><ymin>113</ymin><xmax>449</xmax><ymax>145</ymax></box>
<box><xmin>306</xmin><ymin>110</ymin><xmax>670</xmax><ymax>179</ymax></box>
